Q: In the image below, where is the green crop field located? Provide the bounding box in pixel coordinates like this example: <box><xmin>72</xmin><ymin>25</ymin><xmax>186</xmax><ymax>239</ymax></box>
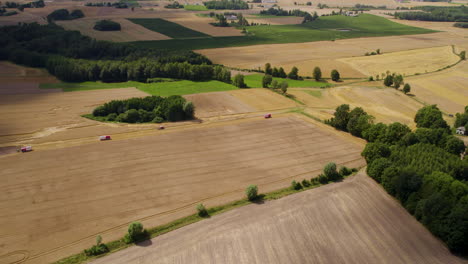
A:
<box><xmin>243</xmin><ymin>74</ymin><xmax>331</xmax><ymax>88</ymax></box>
<box><xmin>184</xmin><ymin>4</ymin><xmax>208</xmax><ymax>11</ymax></box>
<box><xmin>131</xmin><ymin>14</ymin><xmax>435</xmax><ymax>50</ymax></box>
<box><xmin>40</xmin><ymin>80</ymin><xmax>237</xmax><ymax>96</ymax></box>
<box><xmin>127</xmin><ymin>18</ymin><xmax>210</xmax><ymax>39</ymax></box>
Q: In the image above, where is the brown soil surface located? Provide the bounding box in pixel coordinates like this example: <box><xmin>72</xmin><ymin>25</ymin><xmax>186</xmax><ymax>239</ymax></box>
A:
<box><xmin>0</xmin><ymin>116</ymin><xmax>365</xmax><ymax>264</ymax></box>
<box><xmin>91</xmin><ymin>170</ymin><xmax>465</xmax><ymax>264</ymax></box>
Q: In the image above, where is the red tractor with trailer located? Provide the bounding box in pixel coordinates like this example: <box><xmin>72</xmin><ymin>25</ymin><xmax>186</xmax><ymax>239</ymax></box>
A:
<box><xmin>99</xmin><ymin>135</ymin><xmax>111</xmax><ymax>141</ymax></box>
<box><xmin>20</xmin><ymin>146</ymin><xmax>33</xmax><ymax>152</ymax></box>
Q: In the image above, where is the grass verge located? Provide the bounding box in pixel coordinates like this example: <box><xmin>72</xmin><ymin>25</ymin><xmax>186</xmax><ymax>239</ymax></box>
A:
<box><xmin>53</xmin><ymin>169</ymin><xmax>359</xmax><ymax>264</ymax></box>
<box><xmin>131</xmin><ymin>14</ymin><xmax>436</xmax><ymax>50</ymax></box>
<box><xmin>40</xmin><ymin>80</ymin><xmax>238</xmax><ymax>96</ymax></box>
<box><xmin>184</xmin><ymin>4</ymin><xmax>208</xmax><ymax>11</ymax></box>
<box><xmin>244</xmin><ymin>74</ymin><xmax>331</xmax><ymax>88</ymax></box>
<box><xmin>127</xmin><ymin>18</ymin><xmax>209</xmax><ymax>39</ymax></box>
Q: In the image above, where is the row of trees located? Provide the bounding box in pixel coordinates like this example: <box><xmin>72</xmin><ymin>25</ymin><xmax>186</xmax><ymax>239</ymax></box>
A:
<box><xmin>85</xmin><ymin>2</ymin><xmax>128</xmax><ymax>8</ymax></box>
<box><xmin>259</xmin><ymin>8</ymin><xmax>319</xmax><ymax>23</ymax></box>
<box><xmin>2</xmin><ymin>0</ymin><xmax>44</xmax><ymax>9</ymax></box>
<box><xmin>204</xmin><ymin>0</ymin><xmax>248</xmax><ymax>10</ymax></box>
<box><xmin>0</xmin><ymin>23</ymin><xmax>231</xmax><ymax>83</ymax></box>
<box><xmin>328</xmin><ymin>104</ymin><xmax>467</xmax><ymax>254</ymax></box>
<box><xmin>92</xmin><ymin>95</ymin><xmax>195</xmax><ymax>123</ymax></box>
<box><xmin>454</xmin><ymin>22</ymin><xmax>468</xmax><ymax>28</ymax></box>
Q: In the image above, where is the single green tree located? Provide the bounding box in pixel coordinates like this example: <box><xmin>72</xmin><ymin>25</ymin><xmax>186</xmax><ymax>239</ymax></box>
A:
<box><xmin>288</xmin><ymin>66</ymin><xmax>299</xmax><ymax>80</ymax></box>
<box><xmin>271</xmin><ymin>80</ymin><xmax>279</xmax><ymax>89</ymax></box>
<box><xmin>278</xmin><ymin>67</ymin><xmax>287</xmax><ymax>78</ymax></box>
<box><xmin>262</xmin><ymin>74</ymin><xmax>273</xmax><ymax>88</ymax></box>
<box><xmin>280</xmin><ymin>81</ymin><xmax>288</xmax><ymax>94</ymax></box>
<box><xmin>403</xmin><ymin>83</ymin><xmax>411</xmax><ymax>94</ymax></box>
<box><xmin>125</xmin><ymin>222</ymin><xmax>146</xmax><ymax>243</ymax></box>
<box><xmin>331</xmin><ymin>69</ymin><xmax>340</xmax><ymax>82</ymax></box>
<box><xmin>196</xmin><ymin>203</ymin><xmax>208</xmax><ymax>217</ymax></box>
<box><xmin>393</xmin><ymin>74</ymin><xmax>404</xmax><ymax>89</ymax></box>
<box><xmin>265</xmin><ymin>63</ymin><xmax>272</xmax><ymax>75</ymax></box>
<box><xmin>245</xmin><ymin>185</ymin><xmax>258</xmax><ymax>201</ymax></box>
<box><xmin>313</xmin><ymin>66</ymin><xmax>322</xmax><ymax>81</ymax></box>
<box><xmin>459</xmin><ymin>50</ymin><xmax>465</xmax><ymax>60</ymax></box>
<box><xmin>383</xmin><ymin>75</ymin><xmax>393</xmax><ymax>87</ymax></box>
<box><xmin>233</xmin><ymin>74</ymin><xmax>246</xmax><ymax>88</ymax></box>
<box><xmin>324</xmin><ymin>162</ymin><xmax>341</xmax><ymax>181</ymax></box>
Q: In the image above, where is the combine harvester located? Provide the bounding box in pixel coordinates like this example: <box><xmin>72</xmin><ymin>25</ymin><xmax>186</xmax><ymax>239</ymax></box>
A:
<box><xmin>20</xmin><ymin>146</ymin><xmax>32</xmax><ymax>152</ymax></box>
<box><xmin>99</xmin><ymin>135</ymin><xmax>111</xmax><ymax>141</ymax></box>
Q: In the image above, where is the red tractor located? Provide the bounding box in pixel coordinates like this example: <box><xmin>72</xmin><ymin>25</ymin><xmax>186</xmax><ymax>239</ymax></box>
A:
<box><xmin>99</xmin><ymin>135</ymin><xmax>111</xmax><ymax>141</ymax></box>
<box><xmin>20</xmin><ymin>146</ymin><xmax>33</xmax><ymax>152</ymax></box>
<box><xmin>264</xmin><ymin>113</ymin><xmax>272</xmax><ymax>119</ymax></box>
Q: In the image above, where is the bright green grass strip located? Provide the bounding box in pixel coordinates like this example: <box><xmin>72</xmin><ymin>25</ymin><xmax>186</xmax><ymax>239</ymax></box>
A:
<box><xmin>184</xmin><ymin>4</ymin><xmax>208</xmax><ymax>11</ymax></box>
<box><xmin>304</xmin><ymin>90</ymin><xmax>322</xmax><ymax>98</ymax></box>
<box><xmin>127</xmin><ymin>18</ymin><xmax>209</xmax><ymax>39</ymax></box>
<box><xmin>244</xmin><ymin>74</ymin><xmax>331</xmax><ymax>88</ymax></box>
<box><xmin>131</xmin><ymin>14</ymin><xmax>436</xmax><ymax>50</ymax></box>
<box><xmin>40</xmin><ymin>80</ymin><xmax>237</xmax><ymax>97</ymax></box>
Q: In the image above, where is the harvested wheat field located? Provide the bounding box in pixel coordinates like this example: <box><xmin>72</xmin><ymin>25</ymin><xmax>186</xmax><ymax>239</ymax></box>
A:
<box><xmin>0</xmin><ymin>115</ymin><xmax>365</xmax><ymax>264</ymax></box>
<box><xmin>56</xmin><ymin>18</ymin><xmax>171</xmax><ymax>42</ymax></box>
<box><xmin>290</xmin><ymin>86</ymin><xmax>424</xmax><ymax>126</ymax></box>
<box><xmin>185</xmin><ymin>89</ymin><xmax>296</xmax><ymax>118</ymax></box>
<box><xmin>91</xmin><ymin>170</ymin><xmax>464</xmax><ymax>264</ymax></box>
<box><xmin>0</xmin><ymin>61</ymin><xmax>57</xmax><ymax>83</ymax></box>
<box><xmin>0</xmin><ymin>87</ymin><xmax>147</xmax><ymax>145</ymax></box>
<box><xmin>197</xmin><ymin>32</ymin><xmax>468</xmax><ymax>77</ymax></box>
<box><xmin>406</xmin><ymin>60</ymin><xmax>468</xmax><ymax>115</ymax></box>
<box><xmin>339</xmin><ymin>46</ymin><xmax>460</xmax><ymax>77</ymax></box>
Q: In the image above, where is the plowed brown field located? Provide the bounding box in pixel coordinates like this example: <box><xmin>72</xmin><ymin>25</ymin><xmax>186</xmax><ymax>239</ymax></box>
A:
<box><xmin>0</xmin><ymin>116</ymin><xmax>365</xmax><ymax>264</ymax></box>
<box><xmin>91</xmin><ymin>170</ymin><xmax>465</xmax><ymax>264</ymax></box>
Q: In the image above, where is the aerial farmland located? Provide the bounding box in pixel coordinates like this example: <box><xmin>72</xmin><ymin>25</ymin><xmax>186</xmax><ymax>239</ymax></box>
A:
<box><xmin>0</xmin><ymin>0</ymin><xmax>467</xmax><ymax>263</ymax></box>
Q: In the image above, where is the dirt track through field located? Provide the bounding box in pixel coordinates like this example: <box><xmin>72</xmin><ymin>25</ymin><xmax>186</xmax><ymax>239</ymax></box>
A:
<box><xmin>91</xmin><ymin>170</ymin><xmax>464</xmax><ymax>264</ymax></box>
<box><xmin>0</xmin><ymin>116</ymin><xmax>364</xmax><ymax>264</ymax></box>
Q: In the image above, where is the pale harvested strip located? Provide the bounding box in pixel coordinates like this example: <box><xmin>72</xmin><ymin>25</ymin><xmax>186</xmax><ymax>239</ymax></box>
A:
<box><xmin>56</xmin><ymin>18</ymin><xmax>171</xmax><ymax>42</ymax></box>
<box><xmin>338</xmin><ymin>46</ymin><xmax>460</xmax><ymax>77</ymax></box>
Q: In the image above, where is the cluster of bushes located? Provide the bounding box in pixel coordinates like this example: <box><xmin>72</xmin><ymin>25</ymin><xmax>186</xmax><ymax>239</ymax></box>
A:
<box><xmin>84</xmin><ymin>235</ymin><xmax>109</xmax><ymax>256</ymax></box>
<box><xmin>454</xmin><ymin>22</ymin><xmax>468</xmax><ymax>28</ymax></box>
<box><xmin>455</xmin><ymin>106</ymin><xmax>468</xmax><ymax>131</ymax></box>
<box><xmin>93</xmin><ymin>20</ymin><xmax>121</xmax><ymax>31</ymax></box>
<box><xmin>326</xmin><ymin>105</ymin><xmax>374</xmax><ymax>138</ymax></box>
<box><xmin>165</xmin><ymin>1</ymin><xmax>183</xmax><ymax>9</ymax></box>
<box><xmin>85</xmin><ymin>2</ymin><xmax>128</xmax><ymax>8</ymax></box>
<box><xmin>360</xmin><ymin>106</ymin><xmax>467</xmax><ymax>254</ymax></box>
<box><xmin>92</xmin><ymin>95</ymin><xmax>195</xmax><ymax>123</ymax></box>
<box><xmin>0</xmin><ymin>8</ymin><xmax>17</xmax><ymax>16</ymax></box>
<box><xmin>2</xmin><ymin>0</ymin><xmax>44</xmax><ymax>9</ymax></box>
<box><xmin>0</xmin><ymin>23</ymin><xmax>234</xmax><ymax>83</ymax></box>
<box><xmin>317</xmin><ymin>3</ymin><xmax>329</xmax><ymax>9</ymax></box>
<box><xmin>259</xmin><ymin>8</ymin><xmax>318</xmax><ymax>23</ymax></box>
<box><xmin>204</xmin><ymin>0</ymin><xmax>248</xmax><ymax>10</ymax></box>
<box><xmin>364</xmin><ymin>48</ymin><xmax>381</xmax><ymax>56</ymax></box>
<box><xmin>292</xmin><ymin>163</ymin><xmax>356</xmax><ymax>191</ymax></box>
<box><xmin>383</xmin><ymin>73</ymin><xmax>404</xmax><ymax>89</ymax></box>
<box><xmin>353</xmin><ymin>4</ymin><xmax>386</xmax><ymax>10</ymax></box>
<box><xmin>47</xmin><ymin>9</ymin><xmax>84</xmax><ymax>22</ymax></box>
<box><xmin>394</xmin><ymin>6</ymin><xmax>468</xmax><ymax>22</ymax></box>
<box><xmin>261</xmin><ymin>74</ymin><xmax>288</xmax><ymax>93</ymax></box>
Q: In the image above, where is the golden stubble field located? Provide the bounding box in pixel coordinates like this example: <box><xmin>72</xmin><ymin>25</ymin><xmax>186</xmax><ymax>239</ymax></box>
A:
<box><xmin>338</xmin><ymin>45</ymin><xmax>460</xmax><ymax>77</ymax></box>
<box><xmin>290</xmin><ymin>86</ymin><xmax>425</xmax><ymax>127</ymax></box>
<box><xmin>197</xmin><ymin>31</ymin><xmax>468</xmax><ymax>78</ymax></box>
<box><xmin>406</xmin><ymin>60</ymin><xmax>468</xmax><ymax>115</ymax></box>
<box><xmin>91</xmin><ymin>170</ymin><xmax>465</xmax><ymax>264</ymax></box>
<box><xmin>0</xmin><ymin>115</ymin><xmax>365</xmax><ymax>264</ymax></box>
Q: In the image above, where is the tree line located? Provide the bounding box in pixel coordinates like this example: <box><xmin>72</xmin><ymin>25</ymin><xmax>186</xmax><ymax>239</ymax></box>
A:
<box><xmin>92</xmin><ymin>95</ymin><xmax>195</xmax><ymax>123</ymax></box>
<box><xmin>85</xmin><ymin>2</ymin><xmax>128</xmax><ymax>8</ymax></box>
<box><xmin>328</xmin><ymin>104</ymin><xmax>467</xmax><ymax>254</ymax></box>
<box><xmin>204</xmin><ymin>0</ymin><xmax>249</xmax><ymax>10</ymax></box>
<box><xmin>394</xmin><ymin>5</ymin><xmax>468</xmax><ymax>22</ymax></box>
<box><xmin>47</xmin><ymin>9</ymin><xmax>84</xmax><ymax>22</ymax></box>
<box><xmin>0</xmin><ymin>23</ymin><xmax>233</xmax><ymax>83</ymax></box>
<box><xmin>2</xmin><ymin>0</ymin><xmax>44</xmax><ymax>9</ymax></box>
<box><xmin>259</xmin><ymin>8</ymin><xmax>318</xmax><ymax>23</ymax></box>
